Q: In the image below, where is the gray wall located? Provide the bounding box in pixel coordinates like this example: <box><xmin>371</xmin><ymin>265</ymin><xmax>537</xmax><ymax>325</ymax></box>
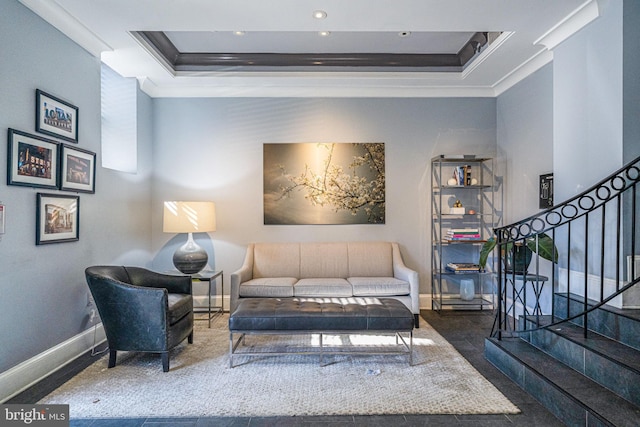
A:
<box><xmin>0</xmin><ymin>0</ymin><xmax>153</xmax><ymax>373</ymax></box>
<box><xmin>497</xmin><ymin>64</ymin><xmax>554</xmax><ymax>225</ymax></box>
<box><xmin>149</xmin><ymin>97</ymin><xmax>497</xmax><ymax>296</ymax></box>
<box><xmin>553</xmin><ymin>0</ymin><xmax>623</xmax><ymax>202</ymax></box>
<box><xmin>624</xmin><ymin>0</ymin><xmax>640</xmax><ymax>162</ymax></box>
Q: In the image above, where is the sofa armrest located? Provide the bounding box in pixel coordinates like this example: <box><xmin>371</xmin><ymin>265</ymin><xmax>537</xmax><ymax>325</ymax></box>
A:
<box><xmin>391</xmin><ymin>243</ymin><xmax>420</xmax><ymax>314</ymax></box>
<box><xmin>230</xmin><ymin>244</ymin><xmax>255</xmax><ymax>313</ymax></box>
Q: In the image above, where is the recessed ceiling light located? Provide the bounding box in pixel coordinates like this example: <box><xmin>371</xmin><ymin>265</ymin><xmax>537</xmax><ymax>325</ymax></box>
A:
<box><xmin>318</xmin><ymin>31</ymin><xmax>331</xmax><ymax>37</ymax></box>
<box><xmin>313</xmin><ymin>10</ymin><xmax>327</xmax><ymax>19</ymax></box>
<box><xmin>233</xmin><ymin>31</ymin><xmax>246</xmax><ymax>36</ymax></box>
<box><xmin>398</xmin><ymin>31</ymin><xmax>411</xmax><ymax>37</ymax></box>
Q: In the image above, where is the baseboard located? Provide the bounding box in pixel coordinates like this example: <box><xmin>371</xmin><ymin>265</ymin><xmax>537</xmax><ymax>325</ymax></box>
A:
<box><xmin>0</xmin><ymin>324</ymin><xmax>106</xmax><ymax>403</ymax></box>
<box><xmin>419</xmin><ymin>293</ymin><xmax>432</xmax><ymax>310</ymax></box>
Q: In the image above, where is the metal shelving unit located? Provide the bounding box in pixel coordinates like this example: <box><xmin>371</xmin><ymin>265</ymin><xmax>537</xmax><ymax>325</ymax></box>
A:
<box><xmin>431</xmin><ymin>155</ymin><xmax>497</xmax><ymax>311</ymax></box>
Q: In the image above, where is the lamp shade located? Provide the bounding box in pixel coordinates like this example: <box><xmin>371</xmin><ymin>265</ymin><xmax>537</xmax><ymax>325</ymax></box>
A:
<box><xmin>163</xmin><ymin>201</ymin><xmax>216</xmax><ymax>274</ymax></box>
<box><xmin>163</xmin><ymin>201</ymin><xmax>216</xmax><ymax>233</ymax></box>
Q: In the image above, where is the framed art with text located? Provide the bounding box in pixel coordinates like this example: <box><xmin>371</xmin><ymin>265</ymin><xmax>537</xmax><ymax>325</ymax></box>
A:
<box><xmin>7</xmin><ymin>128</ymin><xmax>59</xmax><ymax>189</ymax></box>
<box><xmin>59</xmin><ymin>144</ymin><xmax>96</xmax><ymax>193</ymax></box>
<box><xmin>36</xmin><ymin>89</ymin><xmax>79</xmax><ymax>143</ymax></box>
<box><xmin>36</xmin><ymin>193</ymin><xmax>79</xmax><ymax>245</ymax></box>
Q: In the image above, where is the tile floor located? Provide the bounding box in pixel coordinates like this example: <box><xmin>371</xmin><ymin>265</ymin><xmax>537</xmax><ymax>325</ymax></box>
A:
<box><xmin>8</xmin><ymin>310</ymin><xmax>564</xmax><ymax>426</ymax></box>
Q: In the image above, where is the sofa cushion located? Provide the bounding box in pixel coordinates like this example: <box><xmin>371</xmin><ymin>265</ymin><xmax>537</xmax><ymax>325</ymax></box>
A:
<box><xmin>347</xmin><ymin>242</ymin><xmax>393</xmax><ymax>277</ymax></box>
<box><xmin>167</xmin><ymin>293</ymin><xmax>193</xmax><ymax>325</ymax></box>
<box><xmin>348</xmin><ymin>277</ymin><xmax>411</xmax><ymax>296</ymax></box>
<box><xmin>253</xmin><ymin>243</ymin><xmax>300</xmax><ymax>279</ymax></box>
<box><xmin>294</xmin><ymin>278</ymin><xmax>353</xmax><ymax>297</ymax></box>
<box><xmin>239</xmin><ymin>277</ymin><xmax>297</xmax><ymax>298</ymax></box>
<box><xmin>300</xmin><ymin>242</ymin><xmax>349</xmax><ymax>278</ymax></box>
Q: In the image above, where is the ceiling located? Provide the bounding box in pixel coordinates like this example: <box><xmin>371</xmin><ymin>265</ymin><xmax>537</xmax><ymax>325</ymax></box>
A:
<box><xmin>19</xmin><ymin>0</ymin><xmax>600</xmax><ymax>98</ymax></box>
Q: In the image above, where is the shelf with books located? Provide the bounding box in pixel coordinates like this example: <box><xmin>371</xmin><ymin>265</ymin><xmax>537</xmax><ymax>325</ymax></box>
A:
<box><xmin>430</xmin><ymin>155</ymin><xmax>500</xmax><ymax>311</ymax></box>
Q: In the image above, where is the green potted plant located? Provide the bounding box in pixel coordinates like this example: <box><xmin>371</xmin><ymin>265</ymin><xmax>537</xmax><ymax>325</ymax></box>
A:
<box><xmin>479</xmin><ymin>233</ymin><xmax>558</xmax><ymax>273</ymax></box>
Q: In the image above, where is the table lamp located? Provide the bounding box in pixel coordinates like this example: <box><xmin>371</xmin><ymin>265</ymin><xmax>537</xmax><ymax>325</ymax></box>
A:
<box><xmin>163</xmin><ymin>201</ymin><xmax>216</xmax><ymax>274</ymax></box>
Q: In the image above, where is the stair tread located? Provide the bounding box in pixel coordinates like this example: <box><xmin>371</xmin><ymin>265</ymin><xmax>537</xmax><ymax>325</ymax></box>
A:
<box><xmin>526</xmin><ymin>315</ymin><xmax>640</xmax><ymax>372</ymax></box>
<box><xmin>557</xmin><ymin>292</ymin><xmax>640</xmax><ymax>321</ymax></box>
<box><xmin>489</xmin><ymin>337</ymin><xmax>640</xmax><ymax>425</ymax></box>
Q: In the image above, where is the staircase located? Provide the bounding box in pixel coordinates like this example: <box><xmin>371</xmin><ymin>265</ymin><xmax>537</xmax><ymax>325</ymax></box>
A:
<box><xmin>485</xmin><ymin>293</ymin><xmax>640</xmax><ymax>426</ymax></box>
<box><xmin>483</xmin><ymin>156</ymin><xmax>640</xmax><ymax>426</ymax></box>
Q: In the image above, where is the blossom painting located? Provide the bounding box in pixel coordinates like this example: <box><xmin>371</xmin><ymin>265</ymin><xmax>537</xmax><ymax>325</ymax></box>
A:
<box><xmin>263</xmin><ymin>143</ymin><xmax>385</xmax><ymax>225</ymax></box>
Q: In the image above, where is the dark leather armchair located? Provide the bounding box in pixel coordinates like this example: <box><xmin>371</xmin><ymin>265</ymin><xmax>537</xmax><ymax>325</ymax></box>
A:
<box><xmin>85</xmin><ymin>266</ymin><xmax>194</xmax><ymax>372</ymax></box>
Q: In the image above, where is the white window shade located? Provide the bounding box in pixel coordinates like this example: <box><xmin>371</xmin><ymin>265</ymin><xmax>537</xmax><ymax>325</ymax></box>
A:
<box><xmin>101</xmin><ymin>64</ymin><xmax>137</xmax><ymax>173</ymax></box>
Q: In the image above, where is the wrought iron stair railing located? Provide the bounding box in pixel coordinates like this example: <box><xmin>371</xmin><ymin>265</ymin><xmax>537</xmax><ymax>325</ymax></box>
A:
<box><xmin>491</xmin><ymin>155</ymin><xmax>640</xmax><ymax>339</ymax></box>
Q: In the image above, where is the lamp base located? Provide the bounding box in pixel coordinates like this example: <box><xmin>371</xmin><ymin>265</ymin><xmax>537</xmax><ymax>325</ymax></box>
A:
<box><xmin>173</xmin><ymin>232</ymin><xmax>208</xmax><ymax>274</ymax></box>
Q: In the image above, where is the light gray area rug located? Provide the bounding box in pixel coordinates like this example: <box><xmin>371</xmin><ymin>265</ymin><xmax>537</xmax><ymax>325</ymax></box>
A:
<box><xmin>39</xmin><ymin>315</ymin><xmax>519</xmax><ymax>418</ymax></box>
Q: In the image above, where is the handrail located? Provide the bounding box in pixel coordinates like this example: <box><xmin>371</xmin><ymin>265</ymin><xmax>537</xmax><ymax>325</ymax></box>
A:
<box><xmin>491</xmin><ymin>155</ymin><xmax>640</xmax><ymax>338</ymax></box>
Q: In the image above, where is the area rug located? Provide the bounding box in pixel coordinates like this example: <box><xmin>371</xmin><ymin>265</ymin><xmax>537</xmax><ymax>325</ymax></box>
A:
<box><xmin>39</xmin><ymin>315</ymin><xmax>519</xmax><ymax>418</ymax></box>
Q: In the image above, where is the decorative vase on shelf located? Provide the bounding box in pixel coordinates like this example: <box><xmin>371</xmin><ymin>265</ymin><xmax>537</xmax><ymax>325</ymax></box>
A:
<box><xmin>460</xmin><ymin>279</ymin><xmax>475</xmax><ymax>301</ymax></box>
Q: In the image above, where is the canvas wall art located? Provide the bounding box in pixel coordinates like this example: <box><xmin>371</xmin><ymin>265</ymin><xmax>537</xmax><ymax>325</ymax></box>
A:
<box><xmin>264</xmin><ymin>142</ymin><xmax>385</xmax><ymax>225</ymax></box>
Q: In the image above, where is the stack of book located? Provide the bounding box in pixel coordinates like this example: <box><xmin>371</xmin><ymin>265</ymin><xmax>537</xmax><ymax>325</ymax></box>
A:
<box><xmin>445</xmin><ymin>228</ymin><xmax>481</xmax><ymax>241</ymax></box>
<box><xmin>446</xmin><ymin>262</ymin><xmax>482</xmax><ymax>273</ymax></box>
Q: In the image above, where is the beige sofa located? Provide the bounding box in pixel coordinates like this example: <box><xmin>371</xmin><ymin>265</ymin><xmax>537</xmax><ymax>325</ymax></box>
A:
<box><xmin>230</xmin><ymin>242</ymin><xmax>420</xmax><ymax>325</ymax></box>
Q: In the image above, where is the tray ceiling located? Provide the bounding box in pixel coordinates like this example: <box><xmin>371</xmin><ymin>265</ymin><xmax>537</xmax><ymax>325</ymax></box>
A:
<box><xmin>19</xmin><ymin>0</ymin><xmax>601</xmax><ymax>97</ymax></box>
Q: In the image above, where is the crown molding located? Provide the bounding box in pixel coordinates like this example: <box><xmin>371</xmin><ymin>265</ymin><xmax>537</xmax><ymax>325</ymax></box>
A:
<box><xmin>19</xmin><ymin>0</ymin><xmax>111</xmax><ymax>56</ymax></box>
<box><xmin>493</xmin><ymin>49</ymin><xmax>554</xmax><ymax>96</ymax></box>
<box><xmin>534</xmin><ymin>0</ymin><xmax>601</xmax><ymax>50</ymax></box>
<box><xmin>137</xmin><ymin>74</ymin><xmax>497</xmax><ymax>98</ymax></box>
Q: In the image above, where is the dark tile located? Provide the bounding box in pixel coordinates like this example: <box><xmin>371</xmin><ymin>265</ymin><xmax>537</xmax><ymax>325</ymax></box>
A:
<box><xmin>248</xmin><ymin>416</ymin><xmax>306</xmax><ymax>427</ymax></box>
<box><xmin>144</xmin><ymin>418</ymin><xmax>198</xmax><ymax>426</ymax></box>
<box><xmin>82</xmin><ymin>419</ymin><xmax>146</xmax><ymax>427</ymax></box>
<box><xmin>143</xmin><ymin>422</ymin><xmax>197</xmax><ymax>426</ymax></box>
<box><xmin>404</xmin><ymin>414</ymin><xmax>460</xmax><ymax>426</ymax></box>
<box><xmin>353</xmin><ymin>414</ymin><xmax>407</xmax><ymax>426</ymax></box>
<box><xmin>522</xmin><ymin>368</ymin><xmax>586</xmax><ymax>427</ymax></box>
<box><xmin>196</xmin><ymin>417</ymin><xmax>251</xmax><ymax>427</ymax></box>
<box><xmin>300</xmin><ymin>415</ymin><xmax>353</xmax><ymax>424</ymax></box>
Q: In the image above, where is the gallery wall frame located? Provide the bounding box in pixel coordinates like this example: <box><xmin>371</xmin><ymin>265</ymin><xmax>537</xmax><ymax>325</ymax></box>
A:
<box><xmin>36</xmin><ymin>193</ymin><xmax>79</xmax><ymax>245</ymax></box>
<box><xmin>59</xmin><ymin>144</ymin><xmax>96</xmax><ymax>193</ymax></box>
<box><xmin>36</xmin><ymin>89</ymin><xmax>79</xmax><ymax>143</ymax></box>
<box><xmin>7</xmin><ymin>128</ymin><xmax>59</xmax><ymax>189</ymax></box>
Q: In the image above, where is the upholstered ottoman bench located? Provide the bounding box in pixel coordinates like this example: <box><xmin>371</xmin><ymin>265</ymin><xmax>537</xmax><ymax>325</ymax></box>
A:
<box><xmin>228</xmin><ymin>297</ymin><xmax>415</xmax><ymax>367</ymax></box>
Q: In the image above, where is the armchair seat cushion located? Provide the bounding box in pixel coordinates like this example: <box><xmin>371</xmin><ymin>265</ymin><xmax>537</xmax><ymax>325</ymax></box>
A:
<box><xmin>167</xmin><ymin>293</ymin><xmax>193</xmax><ymax>325</ymax></box>
<box><xmin>348</xmin><ymin>277</ymin><xmax>411</xmax><ymax>296</ymax></box>
<box><xmin>294</xmin><ymin>278</ymin><xmax>353</xmax><ymax>297</ymax></box>
<box><xmin>239</xmin><ymin>277</ymin><xmax>297</xmax><ymax>298</ymax></box>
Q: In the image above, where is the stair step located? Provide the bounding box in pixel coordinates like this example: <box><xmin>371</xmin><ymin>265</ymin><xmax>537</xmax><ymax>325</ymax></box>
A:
<box><xmin>554</xmin><ymin>293</ymin><xmax>640</xmax><ymax>350</ymax></box>
<box><xmin>520</xmin><ymin>316</ymin><xmax>640</xmax><ymax>406</ymax></box>
<box><xmin>485</xmin><ymin>337</ymin><xmax>640</xmax><ymax>427</ymax></box>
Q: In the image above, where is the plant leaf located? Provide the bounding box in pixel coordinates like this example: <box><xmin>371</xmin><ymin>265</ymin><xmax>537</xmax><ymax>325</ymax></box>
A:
<box><xmin>479</xmin><ymin>237</ymin><xmax>496</xmax><ymax>268</ymax></box>
<box><xmin>526</xmin><ymin>233</ymin><xmax>558</xmax><ymax>263</ymax></box>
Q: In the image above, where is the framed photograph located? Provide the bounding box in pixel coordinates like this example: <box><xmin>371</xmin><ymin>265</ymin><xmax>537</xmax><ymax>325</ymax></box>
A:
<box><xmin>7</xmin><ymin>128</ymin><xmax>59</xmax><ymax>189</ymax></box>
<box><xmin>36</xmin><ymin>89</ymin><xmax>79</xmax><ymax>143</ymax></box>
<box><xmin>59</xmin><ymin>145</ymin><xmax>96</xmax><ymax>193</ymax></box>
<box><xmin>36</xmin><ymin>193</ymin><xmax>79</xmax><ymax>245</ymax></box>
